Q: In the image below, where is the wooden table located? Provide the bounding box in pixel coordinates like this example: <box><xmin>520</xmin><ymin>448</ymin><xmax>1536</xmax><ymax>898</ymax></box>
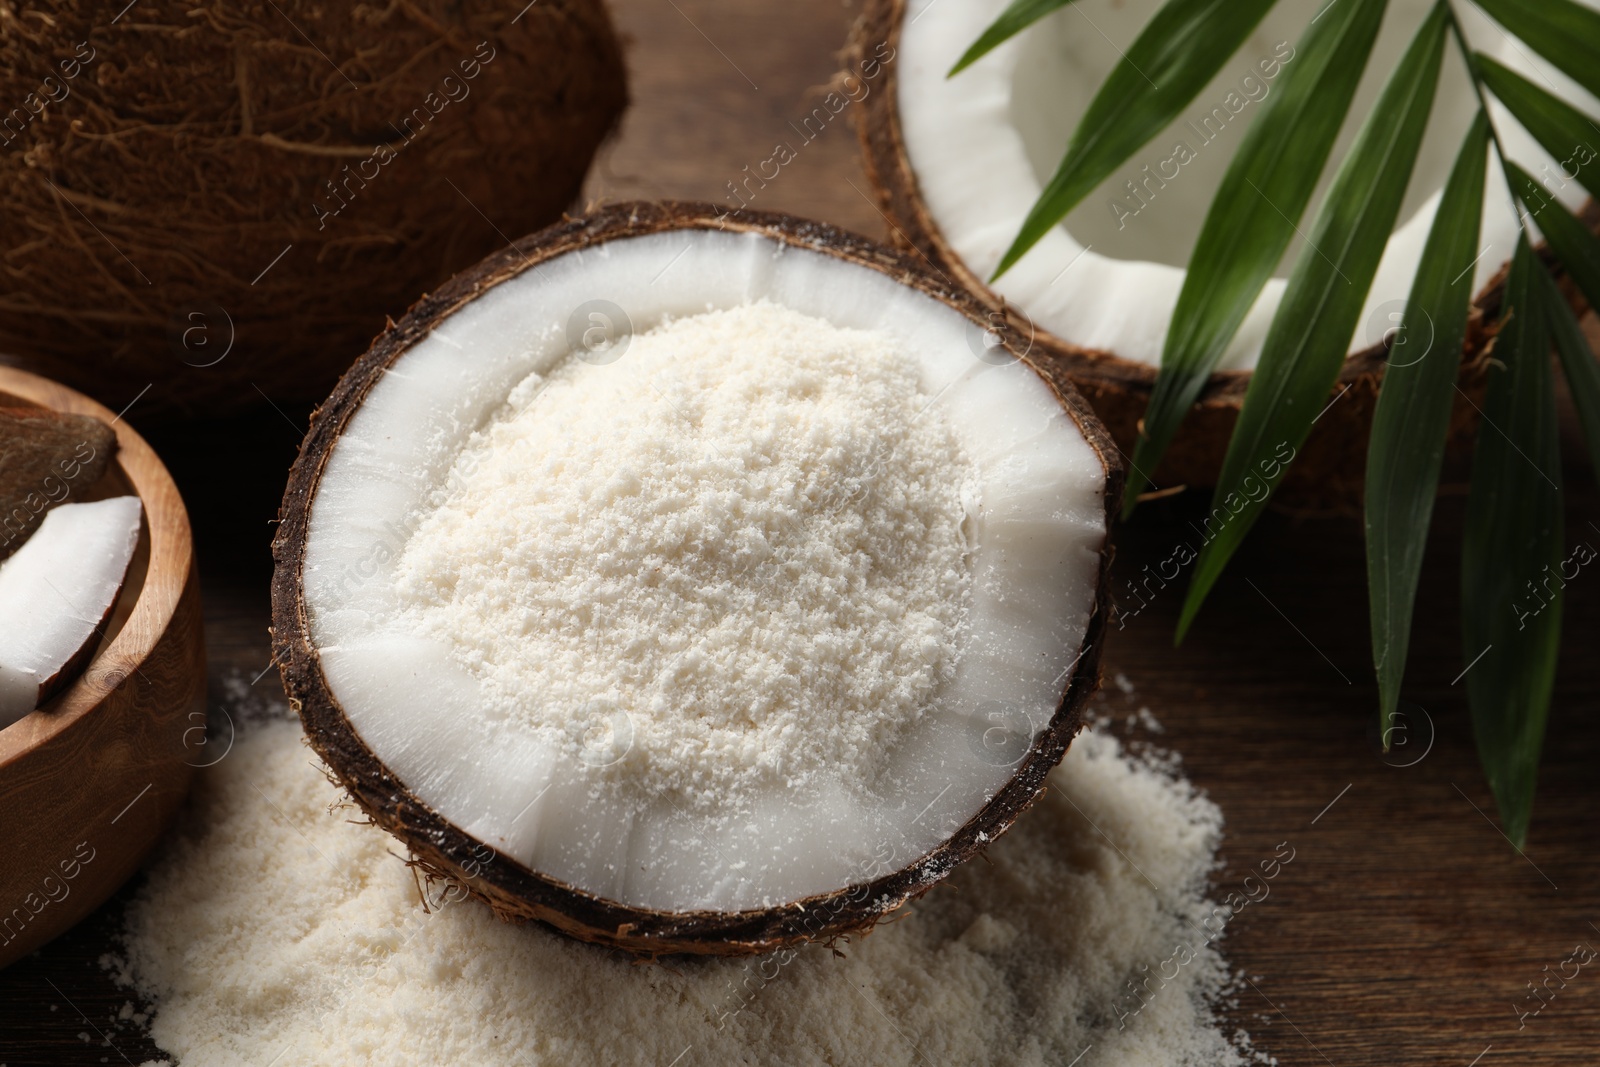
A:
<box><xmin>3</xmin><ymin>1</ymin><xmax>1597</xmax><ymax>1063</ymax></box>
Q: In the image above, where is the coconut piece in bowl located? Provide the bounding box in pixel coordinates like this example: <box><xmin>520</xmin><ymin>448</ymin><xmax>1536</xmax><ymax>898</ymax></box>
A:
<box><xmin>0</xmin><ymin>496</ymin><xmax>143</xmax><ymax>727</ymax></box>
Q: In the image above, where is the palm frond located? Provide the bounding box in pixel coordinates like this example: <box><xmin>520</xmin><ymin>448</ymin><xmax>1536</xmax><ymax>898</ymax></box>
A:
<box><xmin>947</xmin><ymin>0</ymin><xmax>1080</xmax><ymax>76</ymax></box>
<box><xmin>1178</xmin><ymin>2</ymin><xmax>1451</xmax><ymax>639</ymax></box>
<box><xmin>1477</xmin><ymin>55</ymin><xmax>1600</xmax><ymax>202</ymax></box>
<box><xmin>1366</xmin><ymin>113</ymin><xmax>1491</xmax><ymax>747</ymax></box>
<box><xmin>956</xmin><ymin>0</ymin><xmax>1600</xmax><ymax>845</ymax></box>
<box><xmin>988</xmin><ymin>0</ymin><xmax>1280</xmax><ymax>279</ymax></box>
<box><xmin>1507</xmin><ymin>164</ymin><xmax>1600</xmax><ymax>306</ymax></box>
<box><xmin>1472</xmin><ymin>0</ymin><xmax>1600</xmax><ymax>99</ymax></box>
<box><xmin>1461</xmin><ymin>236</ymin><xmax>1564</xmax><ymax>850</ymax></box>
<box><xmin>1125</xmin><ymin>0</ymin><xmax>1389</xmax><ymax>511</ymax></box>
<box><xmin>1539</xmin><ymin>263</ymin><xmax>1600</xmax><ymax>486</ymax></box>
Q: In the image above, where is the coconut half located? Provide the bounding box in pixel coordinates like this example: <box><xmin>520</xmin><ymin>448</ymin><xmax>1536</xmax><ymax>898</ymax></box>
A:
<box><xmin>854</xmin><ymin>0</ymin><xmax>1600</xmax><ymax>498</ymax></box>
<box><xmin>0</xmin><ymin>495</ymin><xmax>142</xmax><ymax>727</ymax></box>
<box><xmin>272</xmin><ymin>203</ymin><xmax>1120</xmax><ymax>956</ymax></box>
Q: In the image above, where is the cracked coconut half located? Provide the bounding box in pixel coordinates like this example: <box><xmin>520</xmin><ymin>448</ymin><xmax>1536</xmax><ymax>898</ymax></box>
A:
<box><xmin>273</xmin><ymin>203</ymin><xmax>1119</xmax><ymax>956</ymax></box>
<box><xmin>854</xmin><ymin>0</ymin><xmax>1598</xmax><ymax>499</ymax></box>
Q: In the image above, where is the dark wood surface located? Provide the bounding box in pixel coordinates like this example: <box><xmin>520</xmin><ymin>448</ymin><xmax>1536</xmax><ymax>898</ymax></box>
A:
<box><xmin>3</xmin><ymin>1</ymin><xmax>1599</xmax><ymax>1064</ymax></box>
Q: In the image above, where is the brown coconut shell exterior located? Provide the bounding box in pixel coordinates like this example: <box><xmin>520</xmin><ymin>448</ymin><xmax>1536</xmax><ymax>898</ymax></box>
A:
<box><xmin>0</xmin><ymin>0</ymin><xmax>626</xmax><ymax>419</ymax></box>
<box><xmin>849</xmin><ymin>0</ymin><xmax>1599</xmax><ymax>509</ymax></box>
<box><xmin>0</xmin><ymin>406</ymin><xmax>117</xmax><ymax>559</ymax></box>
<box><xmin>272</xmin><ymin>201</ymin><xmax>1123</xmax><ymax>958</ymax></box>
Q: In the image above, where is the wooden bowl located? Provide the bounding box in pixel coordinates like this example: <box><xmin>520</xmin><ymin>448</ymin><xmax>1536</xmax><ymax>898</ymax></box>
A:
<box><xmin>0</xmin><ymin>367</ymin><xmax>204</xmax><ymax>969</ymax></box>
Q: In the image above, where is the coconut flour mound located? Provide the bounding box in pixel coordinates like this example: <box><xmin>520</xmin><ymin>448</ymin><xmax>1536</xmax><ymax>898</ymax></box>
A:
<box><xmin>389</xmin><ymin>302</ymin><xmax>977</xmax><ymax>805</ymax></box>
<box><xmin>109</xmin><ymin>716</ymin><xmax>1254</xmax><ymax>1067</ymax></box>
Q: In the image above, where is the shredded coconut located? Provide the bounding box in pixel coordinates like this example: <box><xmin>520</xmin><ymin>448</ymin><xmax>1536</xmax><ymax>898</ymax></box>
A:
<box><xmin>108</xmin><ymin>715</ymin><xmax>1257</xmax><ymax>1067</ymax></box>
<box><xmin>391</xmin><ymin>302</ymin><xmax>977</xmax><ymax>803</ymax></box>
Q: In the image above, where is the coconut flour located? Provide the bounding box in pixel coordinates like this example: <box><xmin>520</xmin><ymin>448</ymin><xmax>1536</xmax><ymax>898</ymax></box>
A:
<box><xmin>108</xmin><ymin>711</ymin><xmax>1257</xmax><ymax>1067</ymax></box>
<box><xmin>390</xmin><ymin>301</ymin><xmax>977</xmax><ymax>804</ymax></box>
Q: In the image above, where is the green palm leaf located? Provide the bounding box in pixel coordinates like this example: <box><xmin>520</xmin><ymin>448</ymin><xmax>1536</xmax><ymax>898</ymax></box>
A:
<box><xmin>1539</xmin><ymin>262</ymin><xmax>1600</xmax><ymax>483</ymax></box>
<box><xmin>1471</xmin><ymin>0</ymin><xmax>1600</xmax><ymax>100</ymax></box>
<box><xmin>1177</xmin><ymin>1</ymin><xmax>1450</xmax><ymax>640</ymax></box>
<box><xmin>1366</xmin><ymin>113</ymin><xmax>1490</xmax><ymax>747</ymax></box>
<box><xmin>1461</xmin><ymin>236</ymin><xmax>1564</xmax><ymax>850</ymax></box>
<box><xmin>948</xmin><ymin>0</ymin><xmax>1079</xmax><ymax>76</ymax></box>
<box><xmin>988</xmin><ymin>0</ymin><xmax>1280</xmax><ymax>279</ymax></box>
<box><xmin>1506</xmin><ymin>163</ymin><xmax>1600</xmax><ymax>308</ymax></box>
<box><xmin>955</xmin><ymin>0</ymin><xmax>1597</xmax><ymax>843</ymax></box>
<box><xmin>1124</xmin><ymin>0</ymin><xmax>1390</xmax><ymax>511</ymax></box>
<box><xmin>1477</xmin><ymin>55</ymin><xmax>1600</xmax><ymax>202</ymax></box>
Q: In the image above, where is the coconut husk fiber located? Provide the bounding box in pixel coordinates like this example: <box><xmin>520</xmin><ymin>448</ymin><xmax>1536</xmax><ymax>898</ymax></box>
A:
<box><xmin>0</xmin><ymin>0</ymin><xmax>626</xmax><ymax>419</ymax></box>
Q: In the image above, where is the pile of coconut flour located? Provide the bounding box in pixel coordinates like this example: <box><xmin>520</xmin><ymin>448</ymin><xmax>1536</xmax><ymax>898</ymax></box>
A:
<box><xmin>107</xmin><ymin>712</ymin><xmax>1260</xmax><ymax>1067</ymax></box>
<box><xmin>389</xmin><ymin>301</ymin><xmax>976</xmax><ymax>804</ymax></box>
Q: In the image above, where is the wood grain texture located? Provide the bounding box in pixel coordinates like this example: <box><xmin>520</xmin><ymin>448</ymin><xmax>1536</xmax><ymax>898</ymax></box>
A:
<box><xmin>1</xmin><ymin>1</ymin><xmax>1598</xmax><ymax>1063</ymax></box>
<box><xmin>0</xmin><ymin>367</ymin><xmax>204</xmax><ymax>970</ymax></box>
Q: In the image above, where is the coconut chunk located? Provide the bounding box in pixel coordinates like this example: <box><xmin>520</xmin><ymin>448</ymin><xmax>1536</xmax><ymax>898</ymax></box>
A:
<box><xmin>0</xmin><ymin>496</ymin><xmax>142</xmax><ymax>727</ymax></box>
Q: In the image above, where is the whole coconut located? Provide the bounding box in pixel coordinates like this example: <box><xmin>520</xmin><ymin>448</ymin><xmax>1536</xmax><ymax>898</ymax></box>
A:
<box><xmin>0</xmin><ymin>0</ymin><xmax>626</xmax><ymax>417</ymax></box>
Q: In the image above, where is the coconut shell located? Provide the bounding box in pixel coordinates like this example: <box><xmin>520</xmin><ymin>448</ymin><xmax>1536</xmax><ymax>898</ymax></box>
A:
<box><xmin>272</xmin><ymin>201</ymin><xmax>1122</xmax><ymax>957</ymax></box>
<box><xmin>0</xmin><ymin>0</ymin><xmax>626</xmax><ymax>419</ymax></box>
<box><xmin>0</xmin><ymin>407</ymin><xmax>116</xmax><ymax>559</ymax></box>
<box><xmin>848</xmin><ymin>0</ymin><xmax>1599</xmax><ymax>510</ymax></box>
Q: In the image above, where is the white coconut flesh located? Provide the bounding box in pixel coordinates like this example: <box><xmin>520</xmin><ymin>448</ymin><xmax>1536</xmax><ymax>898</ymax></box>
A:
<box><xmin>0</xmin><ymin>495</ymin><xmax>142</xmax><ymax>727</ymax></box>
<box><xmin>899</xmin><ymin>0</ymin><xmax>1599</xmax><ymax>370</ymax></box>
<box><xmin>300</xmin><ymin>228</ymin><xmax>1108</xmax><ymax>913</ymax></box>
